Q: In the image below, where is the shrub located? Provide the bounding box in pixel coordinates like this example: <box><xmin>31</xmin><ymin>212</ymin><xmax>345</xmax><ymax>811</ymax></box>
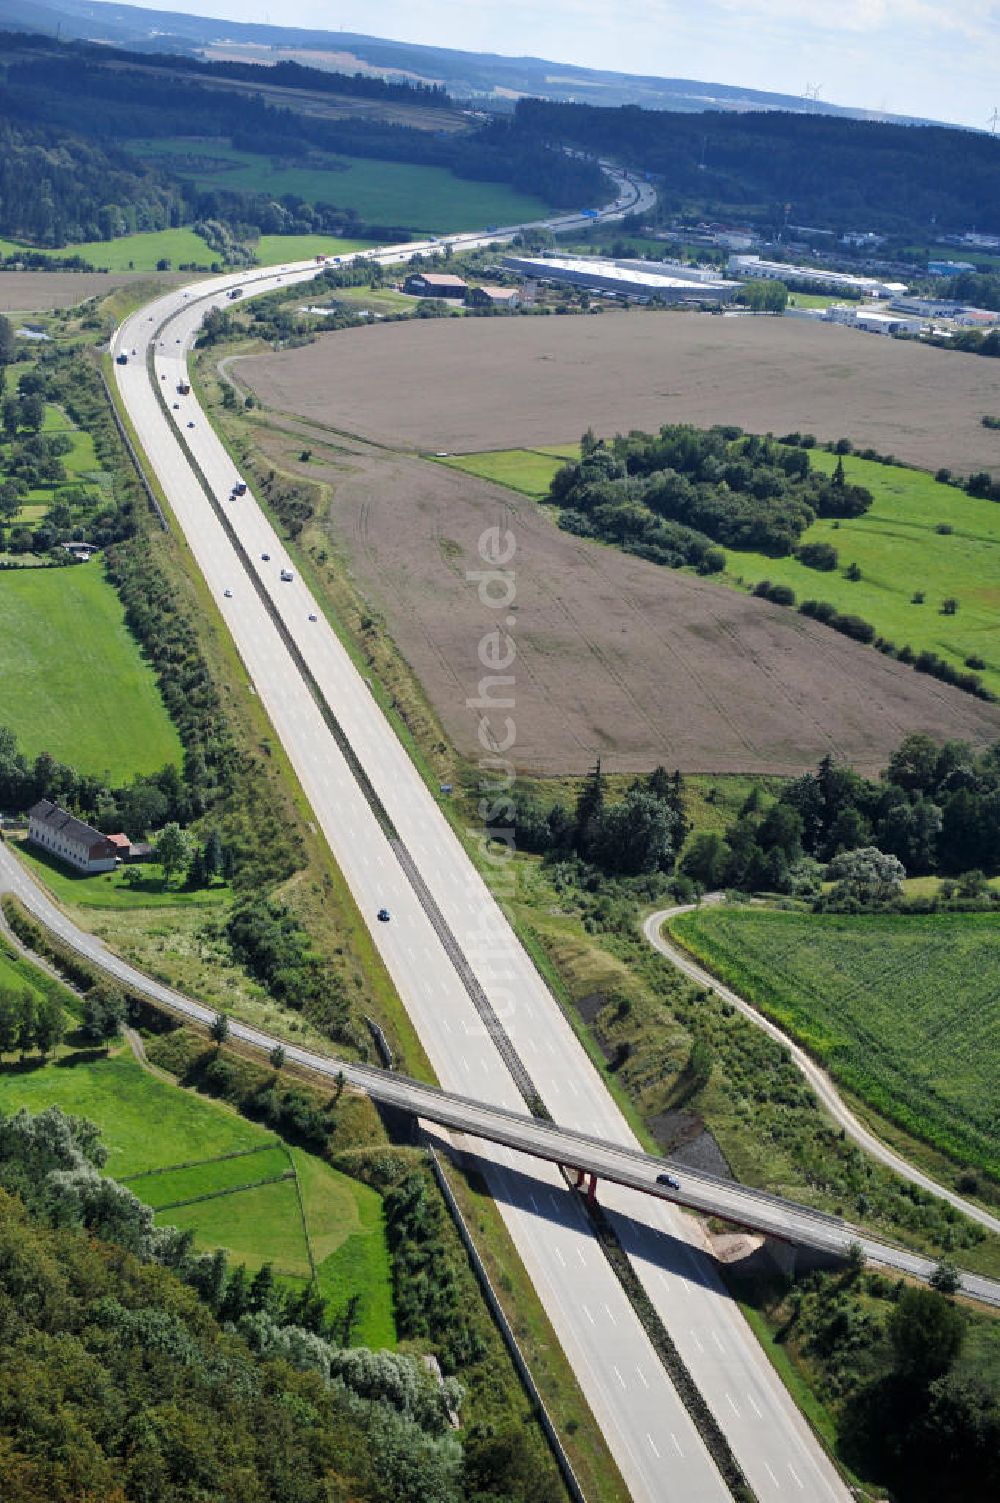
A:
<box><xmin>797</xmin><ymin>541</ymin><xmax>839</xmax><ymax>571</ymax></box>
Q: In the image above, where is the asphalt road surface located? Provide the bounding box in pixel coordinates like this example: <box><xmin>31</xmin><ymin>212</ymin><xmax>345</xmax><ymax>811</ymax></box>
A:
<box><xmin>105</xmin><ymin>214</ymin><xmax>850</xmax><ymax>1501</ymax></box>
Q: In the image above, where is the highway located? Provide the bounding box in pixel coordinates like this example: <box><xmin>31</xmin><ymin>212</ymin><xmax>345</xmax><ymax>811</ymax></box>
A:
<box><xmin>102</xmin><ymin>193</ymin><xmax>853</xmax><ymax>1501</ymax></box>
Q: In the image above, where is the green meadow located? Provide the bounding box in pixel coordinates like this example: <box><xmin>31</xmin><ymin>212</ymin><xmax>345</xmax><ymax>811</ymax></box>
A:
<box><xmin>719</xmin><ymin>451</ymin><xmax>1000</xmax><ymax>696</ymax></box>
<box><xmin>130</xmin><ymin>137</ymin><xmax>552</xmax><ymax>234</ymax></box>
<box><xmin>0</xmin><ymin>565</ymin><xmax>182</xmax><ymax>780</ymax></box>
<box><xmin>0</xmin><ymin>1049</ymin><xmax>395</xmax><ymax>1346</ymax></box>
<box><xmin>253</xmin><ymin>233</ymin><xmax>379</xmax><ymax>265</ymax></box>
<box><xmin>434</xmin><ymin>446</ymin><xmax>575</xmax><ymax>496</ymax></box>
<box><xmin>0</xmin><ymin>227</ymin><xmax>215</xmax><ymax>272</ymax></box>
<box><xmin>669</xmin><ymin>906</ymin><xmax>1000</xmax><ymax>1177</ymax></box>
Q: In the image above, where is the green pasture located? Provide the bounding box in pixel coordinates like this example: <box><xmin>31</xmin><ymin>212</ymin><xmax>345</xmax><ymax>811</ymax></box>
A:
<box><xmin>720</xmin><ymin>451</ymin><xmax>1000</xmax><ymax>695</ymax></box>
<box><xmin>253</xmin><ymin>234</ymin><xmax>379</xmax><ymax>266</ymax></box>
<box><xmin>0</xmin><ymin>565</ymin><xmax>182</xmax><ymax>781</ymax></box>
<box><xmin>0</xmin><ymin>1053</ymin><xmax>261</xmax><ymax>1177</ymax></box>
<box><xmin>669</xmin><ymin>906</ymin><xmax>1000</xmax><ymax>1176</ymax></box>
<box><xmin>14</xmin><ymin>840</ymin><xmax>230</xmax><ymax>910</ymax></box>
<box><xmin>434</xmin><ymin>447</ymin><xmax>571</xmax><ymax>497</ymax></box>
<box><xmin>130</xmin><ymin>137</ymin><xmax>552</xmax><ymax>234</ymax></box>
<box><xmin>0</xmin><ymin>227</ymin><xmax>214</xmax><ymax>272</ymax></box>
<box><xmin>293</xmin><ymin>1148</ymin><xmax>396</xmax><ymax>1349</ymax></box>
<box><xmin>125</xmin><ymin>1143</ymin><xmax>291</xmax><ymax>1208</ymax></box>
<box><xmin>0</xmin><ymin>1048</ymin><xmax>395</xmax><ymax>1342</ymax></box>
<box><xmin>158</xmin><ymin>1176</ymin><xmax>310</xmax><ymax>1273</ymax></box>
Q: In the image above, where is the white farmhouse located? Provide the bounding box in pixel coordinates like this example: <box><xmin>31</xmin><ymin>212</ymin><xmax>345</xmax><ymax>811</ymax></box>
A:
<box><xmin>27</xmin><ymin>799</ymin><xmax>118</xmax><ymax>873</ymax></box>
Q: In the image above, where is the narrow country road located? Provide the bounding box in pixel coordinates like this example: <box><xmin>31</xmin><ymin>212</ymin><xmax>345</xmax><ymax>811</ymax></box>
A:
<box><xmin>643</xmin><ymin>905</ymin><xmax>1000</xmax><ymax>1237</ymax></box>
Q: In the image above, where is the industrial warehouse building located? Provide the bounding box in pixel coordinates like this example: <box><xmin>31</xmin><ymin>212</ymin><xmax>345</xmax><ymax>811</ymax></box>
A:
<box><xmin>727</xmin><ymin>254</ymin><xmax>907</xmax><ymax>300</ymax></box>
<box><xmin>501</xmin><ymin>255</ymin><xmax>738</xmax><ymax>303</ymax></box>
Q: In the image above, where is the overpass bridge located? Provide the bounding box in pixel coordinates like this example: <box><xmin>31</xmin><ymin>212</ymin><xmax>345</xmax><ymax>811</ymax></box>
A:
<box><xmin>2</xmin><ymin>840</ymin><xmax>996</xmax><ymax>1309</ymax></box>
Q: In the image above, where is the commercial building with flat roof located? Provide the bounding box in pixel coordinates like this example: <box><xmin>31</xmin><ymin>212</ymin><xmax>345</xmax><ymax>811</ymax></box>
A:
<box><xmin>727</xmin><ymin>254</ymin><xmax>907</xmax><ymax>299</ymax></box>
<box><xmin>501</xmin><ymin>255</ymin><xmax>739</xmax><ymax>303</ymax></box>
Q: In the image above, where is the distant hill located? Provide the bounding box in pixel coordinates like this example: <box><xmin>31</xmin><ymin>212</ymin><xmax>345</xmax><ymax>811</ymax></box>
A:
<box><xmin>0</xmin><ymin>0</ymin><xmax>939</xmax><ymax>124</ymax></box>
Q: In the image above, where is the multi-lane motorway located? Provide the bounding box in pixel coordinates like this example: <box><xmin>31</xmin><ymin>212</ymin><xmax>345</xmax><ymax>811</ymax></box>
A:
<box><xmin>99</xmin><ymin>188</ymin><xmax>856</xmax><ymax>1502</ymax></box>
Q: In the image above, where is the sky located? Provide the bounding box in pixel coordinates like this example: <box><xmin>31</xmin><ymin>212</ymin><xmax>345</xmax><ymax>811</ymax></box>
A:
<box><xmin>120</xmin><ymin>0</ymin><xmax>1000</xmax><ymax>128</ymax></box>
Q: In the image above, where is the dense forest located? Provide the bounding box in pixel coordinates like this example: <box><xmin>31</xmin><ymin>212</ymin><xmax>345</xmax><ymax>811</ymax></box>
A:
<box><xmin>0</xmin><ymin>1104</ymin><xmax>538</xmax><ymax>1503</ymax></box>
<box><xmin>0</xmin><ymin>34</ymin><xmax>606</xmax><ymax>247</ymax></box>
<box><xmin>549</xmin><ymin>425</ymin><xmax>873</xmax><ymax>565</ymax></box>
<box><xmin>0</xmin><ymin>119</ymin><xmax>183</xmax><ymax>246</ymax></box>
<box><xmin>514</xmin><ymin>98</ymin><xmax>1000</xmax><ymax>236</ymax></box>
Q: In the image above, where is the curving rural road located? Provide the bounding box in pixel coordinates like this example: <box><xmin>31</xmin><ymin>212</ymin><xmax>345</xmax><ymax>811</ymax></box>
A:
<box><xmin>644</xmin><ymin>906</ymin><xmax>1000</xmax><ymax>1238</ymax></box>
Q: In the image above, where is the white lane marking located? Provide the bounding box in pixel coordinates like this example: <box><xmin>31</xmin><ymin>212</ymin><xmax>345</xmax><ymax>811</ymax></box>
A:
<box><xmin>747</xmin><ymin>1393</ymin><xmax>763</xmax><ymax>1418</ymax></box>
<box><xmin>613</xmin><ymin>1365</ymin><xmax>627</xmax><ymax>1390</ymax></box>
<box><xmin>566</xmin><ymin>1077</ymin><xmax>579</xmax><ymax>1097</ymax></box>
<box><xmin>528</xmin><ymin>1193</ymin><xmax>539</xmax><ymax>1213</ymax></box>
<box><xmin>765</xmin><ymin>1462</ymin><xmax>780</xmax><ymax>1488</ymax></box>
<box><xmin>548</xmin><ymin>1193</ymin><xmax>562</xmax><ymax>1214</ymax></box>
<box><xmin>555</xmin><ymin>1246</ymin><xmax>566</xmax><ymax>1267</ymax></box>
<box><xmin>636</xmin><ymin>1365</ymin><xmax>650</xmax><ymax>1389</ymax></box>
<box><xmin>582</xmin><ymin>1304</ymin><xmax>595</xmax><ymax>1325</ymax></box>
<box><xmin>646</xmin><ymin>1434</ymin><xmax>661</xmax><ymax>1459</ymax></box>
<box><xmin>712</xmin><ymin>1329</ymin><xmax>725</xmax><ymax>1352</ymax></box>
<box><xmin>690</xmin><ymin>1328</ymin><xmax>704</xmax><ymax>1352</ymax></box>
<box><xmin>604</xmin><ymin>1303</ymin><xmax>617</xmax><ymax>1326</ymax></box>
<box><xmin>441</xmin><ymin>1018</ymin><xmax>451</xmax><ymax>1034</ymax></box>
<box><xmin>671</xmin><ymin>1433</ymin><xmax>684</xmax><ymax>1458</ymax></box>
<box><xmin>726</xmin><ymin>1393</ymin><xmax>741</xmax><ymax>1417</ymax></box>
<box><xmin>788</xmin><ymin>1463</ymin><xmax>804</xmax><ymax>1490</ymax></box>
<box><xmin>461</xmin><ymin>1057</ymin><xmax>470</xmax><ymax>1074</ymax></box>
<box><xmin>576</xmin><ymin>1247</ymin><xmax>586</xmax><ymax>1266</ymax></box>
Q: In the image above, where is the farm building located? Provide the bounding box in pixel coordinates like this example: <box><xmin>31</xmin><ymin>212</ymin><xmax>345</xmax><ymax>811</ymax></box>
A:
<box><xmin>403</xmin><ymin>272</ymin><xmax>468</xmax><ymax>299</ymax></box>
<box><xmin>27</xmin><ymin>799</ymin><xmax>118</xmax><ymax>873</ymax></box>
<box><xmin>727</xmin><ymin>254</ymin><xmax>907</xmax><ymax>299</ymax></box>
<box><xmin>466</xmin><ymin>285</ymin><xmax>521</xmax><ymax>309</ymax></box>
<box><xmin>500</xmin><ymin>255</ymin><xmax>738</xmax><ymax>304</ymax></box>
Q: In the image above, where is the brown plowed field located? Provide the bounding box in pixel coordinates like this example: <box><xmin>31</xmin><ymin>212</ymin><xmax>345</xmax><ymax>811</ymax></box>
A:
<box><xmin>240</xmin><ymin>312</ymin><xmax>1000</xmax><ymax>476</ymax></box>
<box><xmin>0</xmin><ymin>271</ymin><xmax>186</xmax><ymax>314</ymax></box>
<box><xmin>255</xmin><ymin>422</ymin><xmax>1000</xmax><ymax>776</ymax></box>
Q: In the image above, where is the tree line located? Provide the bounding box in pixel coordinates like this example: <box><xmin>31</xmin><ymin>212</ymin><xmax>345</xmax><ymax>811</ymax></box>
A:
<box><xmin>496</xmin><ymin>763</ymin><xmax>689</xmax><ymax>878</ymax></box>
<box><xmin>513</xmin><ymin>97</ymin><xmax>1000</xmax><ymax>239</ymax></box>
<box><xmin>681</xmin><ymin>733</ymin><xmax>1000</xmax><ymax>900</ymax></box>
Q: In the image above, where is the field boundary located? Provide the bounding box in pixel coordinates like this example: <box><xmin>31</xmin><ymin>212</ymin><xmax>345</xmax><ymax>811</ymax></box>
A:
<box><xmin>153</xmin><ymin>1169</ymin><xmax>295</xmax><ymax>1212</ymax></box>
<box><xmin>119</xmin><ymin>1140</ymin><xmax>281</xmax><ymax>1181</ymax></box>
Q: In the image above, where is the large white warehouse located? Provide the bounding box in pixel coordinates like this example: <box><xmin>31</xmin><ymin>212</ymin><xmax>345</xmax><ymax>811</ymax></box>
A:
<box><xmin>502</xmin><ymin>254</ymin><xmax>739</xmax><ymax>303</ymax></box>
<box><xmin>727</xmin><ymin>254</ymin><xmax>907</xmax><ymax>299</ymax></box>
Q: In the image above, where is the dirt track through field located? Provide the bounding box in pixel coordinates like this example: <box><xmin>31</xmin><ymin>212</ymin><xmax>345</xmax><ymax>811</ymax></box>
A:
<box><xmin>240</xmin><ymin>312</ymin><xmax>1000</xmax><ymax>476</ymax></box>
<box><xmin>252</xmin><ymin>416</ymin><xmax>1000</xmax><ymax>775</ymax></box>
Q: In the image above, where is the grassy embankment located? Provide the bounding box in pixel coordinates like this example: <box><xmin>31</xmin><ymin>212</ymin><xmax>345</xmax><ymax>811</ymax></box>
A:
<box><xmin>129</xmin><ymin>137</ymin><xmax>553</xmax><ymax>235</ymax></box>
<box><xmin>0</xmin><ymin>227</ymin><xmax>216</xmax><ymax>272</ymax></box>
<box><xmin>0</xmin><ymin>1045</ymin><xmax>396</xmax><ymax>1348</ymax></box>
<box><xmin>668</xmin><ymin>906</ymin><xmax>1000</xmax><ymax>1182</ymax></box>
<box><xmin>437</xmin><ymin>445</ymin><xmax>1000</xmax><ymax>698</ymax></box>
